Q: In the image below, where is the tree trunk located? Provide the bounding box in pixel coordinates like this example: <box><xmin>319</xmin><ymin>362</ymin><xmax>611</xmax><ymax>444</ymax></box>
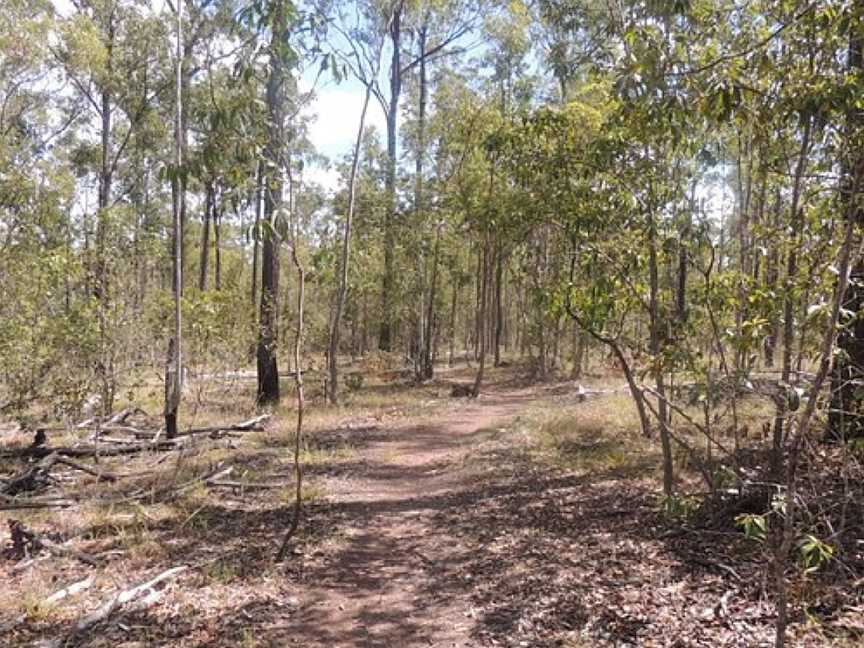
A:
<box><xmin>251</xmin><ymin>162</ymin><xmax>262</xmax><ymax>306</ymax></box>
<box><xmin>379</xmin><ymin>1</ymin><xmax>404</xmax><ymax>352</ymax></box>
<box><xmin>472</xmin><ymin>238</ymin><xmax>491</xmax><ymax>397</ymax></box>
<box><xmin>277</xmin><ymin>146</ymin><xmax>307</xmax><ymax>562</ymax></box>
<box><xmin>257</xmin><ymin>0</ymin><xmax>288</xmax><ymax>405</ymax></box>
<box><xmin>198</xmin><ymin>183</ymin><xmax>212</xmax><ymax>292</ymax></box>
<box><xmin>648</xmin><ymin>206</ymin><xmax>674</xmax><ymax>496</ymax></box>
<box><xmin>448</xmin><ymin>283</ymin><xmax>458</xmax><ymax>367</ymax></box>
<box><xmin>423</xmin><ymin>223</ymin><xmax>441</xmax><ymax>379</ymax></box>
<box><xmin>830</xmin><ymin>7</ymin><xmax>864</xmax><ymax>441</ymax></box>
<box><xmin>772</xmin><ymin>116</ymin><xmax>812</xmax><ymax>467</ymax></box>
<box><xmin>493</xmin><ymin>245</ymin><xmax>504</xmax><ymax>366</ymax></box>
<box><xmin>214</xmin><ymin>199</ymin><xmax>222</xmax><ymax>291</ymax></box>
<box><xmin>164</xmin><ymin>1</ymin><xmax>184</xmax><ymax>439</ymax></box>
<box><xmin>764</xmin><ymin>189</ymin><xmax>781</xmax><ymax>367</ymax></box>
<box><xmin>327</xmin><ymin>82</ymin><xmax>372</xmax><ymax>404</ymax></box>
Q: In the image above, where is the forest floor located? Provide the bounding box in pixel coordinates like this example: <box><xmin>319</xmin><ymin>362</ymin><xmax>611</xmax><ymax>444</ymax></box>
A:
<box><xmin>1</xmin><ymin>364</ymin><xmax>860</xmax><ymax>647</ymax></box>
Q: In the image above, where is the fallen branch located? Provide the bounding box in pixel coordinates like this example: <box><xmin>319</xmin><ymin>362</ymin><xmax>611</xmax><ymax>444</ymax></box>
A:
<box><xmin>45</xmin><ymin>566</ymin><xmax>187</xmax><ymax>648</ymax></box>
<box><xmin>0</xmin><ymin>495</ymin><xmax>75</xmax><ymax>510</ymax></box>
<box><xmin>0</xmin><ymin>440</ymin><xmax>178</xmax><ymax>460</ymax></box>
<box><xmin>76</xmin><ymin>407</ymin><xmax>147</xmax><ymax>429</ymax></box>
<box><xmin>205</xmin><ymin>479</ymin><xmax>287</xmax><ymax>491</ymax></box>
<box><xmin>55</xmin><ymin>456</ymin><xmax>117</xmax><ymax>482</ymax></box>
<box><xmin>172</xmin><ymin>414</ymin><xmax>271</xmax><ymax>439</ymax></box>
<box><xmin>118</xmin><ymin>465</ymin><xmax>234</xmax><ymax>505</ymax></box>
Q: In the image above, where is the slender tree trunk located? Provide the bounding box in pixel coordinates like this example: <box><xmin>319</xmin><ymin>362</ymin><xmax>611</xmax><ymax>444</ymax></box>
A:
<box><xmin>493</xmin><ymin>245</ymin><xmax>504</xmax><ymax>366</ymax></box>
<box><xmin>251</xmin><ymin>162</ymin><xmax>262</xmax><ymax>306</ymax></box>
<box><xmin>276</xmin><ymin>165</ymin><xmax>306</xmax><ymax>562</ymax></box>
<box><xmin>423</xmin><ymin>222</ymin><xmax>441</xmax><ymax>379</ymax></box>
<box><xmin>448</xmin><ymin>282</ymin><xmax>458</xmax><ymax>367</ymax></box>
<box><xmin>772</xmin><ymin>116</ymin><xmax>812</xmax><ymax>468</ymax></box>
<box><xmin>199</xmin><ymin>183</ymin><xmax>212</xmax><ymax>292</ymax></box>
<box><xmin>214</xmin><ymin>199</ymin><xmax>222</xmax><ymax>291</ymax></box>
<box><xmin>328</xmin><ymin>82</ymin><xmax>372</xmax><ymax>404</ymax></box>
<box><xmin>379</xmin><ymin>0</ymin><xmax>404</xmax><ymax>352</ymax></box>
<box><xmin>473</xmin><ymin>248</ymin><xmax>481</xmax><ymax>360</ymax></box>
<box><xmin>648</xmin><ymin>206</ymin><xmax>674</xmax><ymax>496</ymax></box>
<box><xmin>764</xmin><ymin>189</ymin><xmax>781</xmax><ymax>367</ymax></box>
<box><xmin>472</xmin><ymin>238</ymin><xmax>491</xmax><ymax>397</ymax></box>
<box><xmin>164</xmin><ymin>1</ymin><xmax>184</xmax><ymax>439</ymax></box>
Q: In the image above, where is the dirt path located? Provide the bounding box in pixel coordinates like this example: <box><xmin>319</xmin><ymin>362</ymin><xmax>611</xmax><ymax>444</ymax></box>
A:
<box><xmin>288</xmin><ymin>388</ymin><xmax>540</xmax><ymax>647</ymax></box>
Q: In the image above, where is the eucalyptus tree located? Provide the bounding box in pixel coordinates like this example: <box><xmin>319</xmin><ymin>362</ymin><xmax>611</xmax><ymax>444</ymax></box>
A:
<box><xmin>324</xmin><ymin>4</ymin><xmax>386</xmax><ymax>403</ymax></box>
<box><xmin>165</xmin><ymin>0</ymin><xmax>184</xmax><ymax>438</ymax></box>
<box><xmin>253</xmin><ymin>0</ymin><xmax>299</xmax><ymax>405</ymax></box>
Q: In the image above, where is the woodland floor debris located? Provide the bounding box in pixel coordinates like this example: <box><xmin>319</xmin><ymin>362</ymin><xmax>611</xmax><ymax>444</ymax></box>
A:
<box><xmin>1</xmin><ymin>367</ymin><xmax>862</xmax><ymax>647</ymax></box>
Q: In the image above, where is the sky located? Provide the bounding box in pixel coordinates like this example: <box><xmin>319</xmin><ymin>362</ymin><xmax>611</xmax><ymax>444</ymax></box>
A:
<box><xmin>298</xmin><ymin>72</ymin><xmax>387</xmax><ymax>191</ymax></box>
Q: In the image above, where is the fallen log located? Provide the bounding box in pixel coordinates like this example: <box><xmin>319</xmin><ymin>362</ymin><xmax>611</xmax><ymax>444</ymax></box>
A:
<box><xmin>0</xmin><ymin>440</ymin><xmax>178</xmax><ymax>460</ymax></box>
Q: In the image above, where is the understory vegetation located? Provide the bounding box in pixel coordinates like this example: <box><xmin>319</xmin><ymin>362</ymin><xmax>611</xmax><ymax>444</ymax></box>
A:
<box><xmin>4</xmin><ymin>0</ymin><xmax>864</xmax><ymax>646</ymax></box>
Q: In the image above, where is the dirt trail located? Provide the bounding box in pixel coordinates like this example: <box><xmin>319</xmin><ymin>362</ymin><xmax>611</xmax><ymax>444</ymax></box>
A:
<box><xmin>288</xmin><ymin>387</ymin><xmax>540</xmax><ymax>647</ymax></box>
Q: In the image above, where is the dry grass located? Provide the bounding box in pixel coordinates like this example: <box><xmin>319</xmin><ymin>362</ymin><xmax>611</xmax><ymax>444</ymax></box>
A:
<box><xmin>518</xmin><ymin>393</ymin><xmax>660</xmax><ymax>480</ymax></box>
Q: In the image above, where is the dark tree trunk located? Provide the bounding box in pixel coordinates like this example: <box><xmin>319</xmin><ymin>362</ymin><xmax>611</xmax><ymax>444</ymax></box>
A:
<box><xmin>251</xmin><ymin>163</ymin><xmax>262</xmax><ymax>306</ymax></box>
<box><xmin>257</xmin><ymin>0</ymin><xmax>289</xmax><ymax>405</ymax></box>
<box><xmin>472</xmin><ymin>238</ymin><xmax>491</xmax><ymax>397</ymax></box>
<box><xmin>379</xmin><ymin>1</ymin><xmax>404</xmax><ymax>352</ymax></box>
<box><xmin>423</xmin><ymin>223</ymin><xmax>441</xmax><ymax>379</ymax></box>
<box><xmin>214</xmin><ymin>199</ymin><xmax>222</xmax><ymax>291</ymax></box>
<box><xmin>648</xmin><ymin>206</ymin><xmax>673</xmax><ymax>496</ymax></box>
<box><xmin>448</xmin><ymin>282</ymin><xmax>458</xmax><ymax>367</ymax></box>
<box><xmin>764</xmin><ymin>189</ymin><xmax>781</xmax><ymax>367</ymax></box>
<box><xmin>198</xmin><ymin>182</ymin><xmax>212</xmax><ymax>291</ymax></box>
<box><xmin>493</xmin><ymin>245</ymin><xmax>504</xmax><ymax>366</ymax></box>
